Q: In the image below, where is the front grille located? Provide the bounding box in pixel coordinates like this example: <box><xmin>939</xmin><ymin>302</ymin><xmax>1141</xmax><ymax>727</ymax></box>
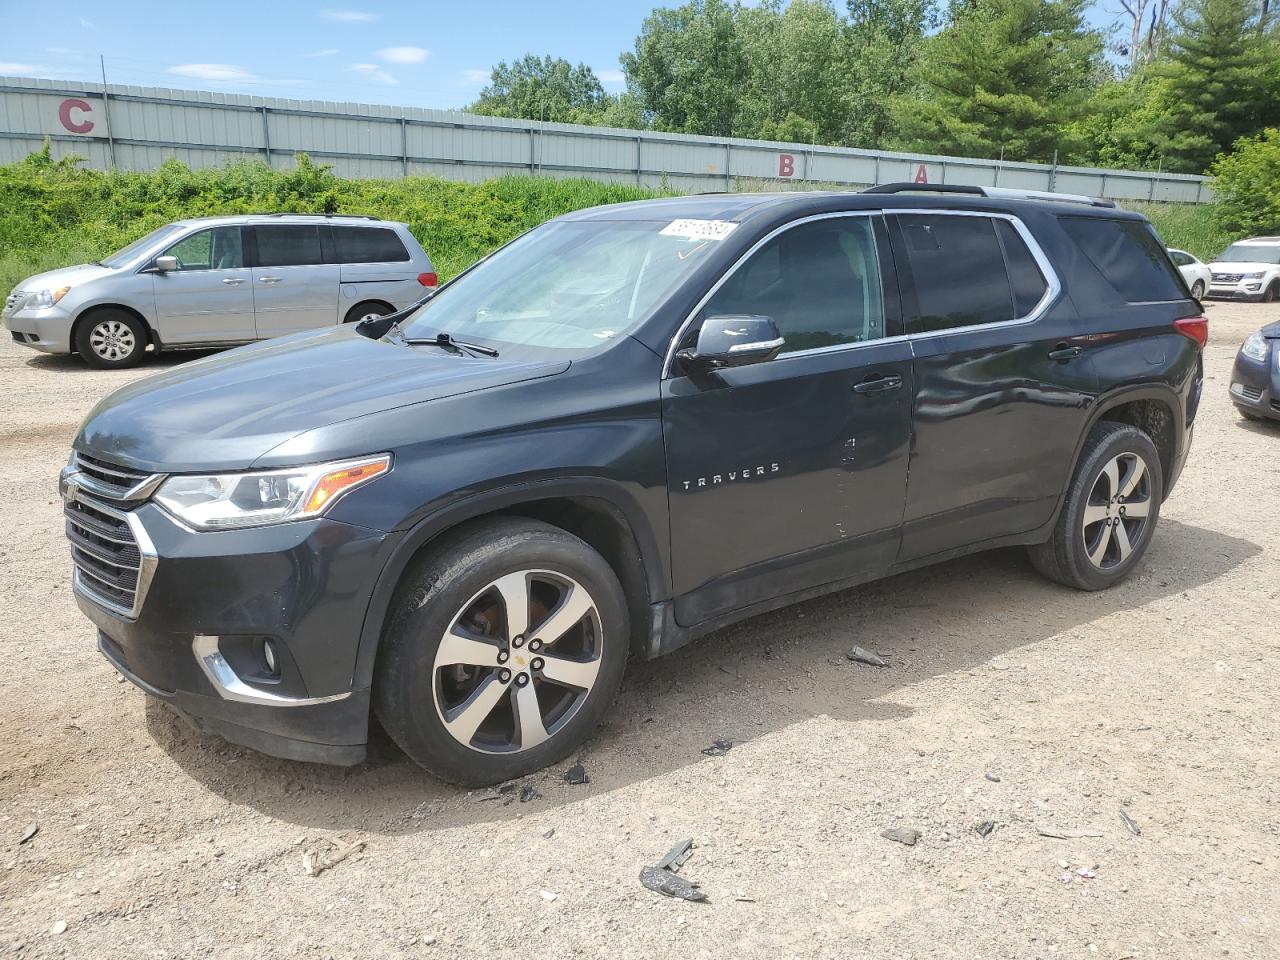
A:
<box><xmin>65</xmin><ymin>496</ymin><xmax>142</xmax><ymax>616</ymax></box>
<box><xmin>1239</xmin><ymin>384</ymin><xmax>1263</xmax><ymax>402</ymax></box>
<box><xmin>73</xmin><ymin>452</ymin><xmax>153</xmax><ymax>500</ymax></box>
<box><xmin>1213</xmin><ymin>273</ymin><xmax>1243</xmax><ymax>284</ymax></box>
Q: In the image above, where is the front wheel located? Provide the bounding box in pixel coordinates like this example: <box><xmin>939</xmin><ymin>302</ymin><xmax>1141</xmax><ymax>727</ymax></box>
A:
<box><xmin>1262</xmin><ymin>281</ymin><xmax>1279</xmax><ymax>304</ymax></box>
<box><xmin>75</xmin><ymin>309</ymin><xmax>147</xmax><ymax>369</ymax></box>
<box><xmin>1191</xmin><ymin>279</ymin><xmax>1205</xmax><ymax>299</ymax></box>
<box><xmin>373</xmin><ymin>517</ymin><xmax>629</xmax><ymax>785</ymax></box>
<box><xmin>1028</xmin><ymin>422</ymin><xmax>1163</xmax><ymax>591</ymax></box>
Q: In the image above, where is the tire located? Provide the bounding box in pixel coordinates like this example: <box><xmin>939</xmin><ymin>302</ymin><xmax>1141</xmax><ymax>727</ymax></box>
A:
<box><xmin>343</xmin><ymin>301</ymin><xmax>394</xmax><ymax>325</ymax></box>
<box><xmin>1028</xmin><ymin>422</ymin><xmax>1163</xmax><ymax>591</ymax></box>
<box><xmin>1191</xmin><ymin>279</ymin><xmax>1205</xmax><ymax>299</ymax></box>
<box><xmin>74</xmin><ymin>309</ymin><xmax>147</xmax><ymax>369</ymax></box>
<box><xmin>1262</xmin><ymin>281</ymin><xmax>1279</xmax><ymax>304</ymax></box>
<box><xmin>373</xmin><ymin>517</ymin><xmax>629</xmax><ymax>785</ymax></box>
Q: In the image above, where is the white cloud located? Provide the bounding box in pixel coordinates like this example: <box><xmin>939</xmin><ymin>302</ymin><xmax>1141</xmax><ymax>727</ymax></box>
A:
<box><xmin>320</xmin><ymin>9</ymin><xmax>379</xmax><ymax>21</ymax></box>
<box><xmin>301</xmin><ymin>48</ymin><xmax>340</xmax><ymax>58</ymax></box>
<box><xmin>598</xmin><ymin>68</ymin><xmax>625</xmax><ymax>84</ymax></box>
<box><xmin>78</xmin><ymin>17</ymin><xmax>94</xmax><ymax>29</ymax></box>
<box><xmin>377</xmin><ymin>46</ymin><xmax>429</xmax><ymax>64</ymax></box>
<box><xmin>168</xmin><ymin>63</ymin><xmax>258</xmax><ymax>83</ymax></box>
<box><xmin>348</xmin><ymin>63</ymin><xmax>397</xmax><ymax>85</ymax></box>
<box><xmin>461</xmin><ymin>68</ymin><xmax>490</xmax><ymax>84</ymax></box>
<box><xmin>0</xmin><ymin>62</ymin><xmax>48</xmax><ymax>76</ymax></box>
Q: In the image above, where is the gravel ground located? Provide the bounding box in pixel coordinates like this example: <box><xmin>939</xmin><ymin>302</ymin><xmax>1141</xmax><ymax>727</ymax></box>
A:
<box><xmin>1</xmin><ymin>301</ymin><xmax>1278</xmax><ymax>960</ymax></box>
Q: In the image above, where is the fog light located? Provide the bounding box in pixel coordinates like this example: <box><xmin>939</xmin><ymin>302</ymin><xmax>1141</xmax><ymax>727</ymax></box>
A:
<box><xmin>263</xmin><ymin>639</ymin><xmax>279</xmax><ymax>676</ymax></box>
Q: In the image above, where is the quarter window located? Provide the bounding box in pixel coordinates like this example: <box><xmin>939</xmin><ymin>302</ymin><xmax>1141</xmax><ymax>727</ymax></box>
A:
<box><xmin>1058</xmin><ymin>217</ymin><xmax>1186</xmax><ymax>303</ymax></box>
<box><xmin>332</xmin><ymin>226</ymin><xmax>411</xmax><ymax>264</ymax></box>
<box><xmin>254</xmin><ymin>225</ymin><xmax>324</xmax><ymax>267</ymax></box>
<box><xmin>700</xmin><ymin>216</ymin><xmax>885</xmax><ymax>354</ymax></box>
<box><xmin>162</xmin><ymin>227</ymin><xmax>243</xmax><ymax>271</ymax></box>
<box><xmin>895</xmin><ymin>214</ymin><xmax>1020</xmax><ymax>333</ymax></box>
<box><xmin>996</xmin><ymin>219</ymin><xmax>1049</xmax><ymax>316</ymax></box>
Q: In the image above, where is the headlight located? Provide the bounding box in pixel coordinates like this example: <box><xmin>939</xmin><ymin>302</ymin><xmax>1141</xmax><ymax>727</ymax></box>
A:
<box><xmin>154</xmin><ymin>454</ymin><xmax>390</xmax><ymax>530</ymax></box>
<box><xmin>29</xmin><ymin>286</ymin><xmax>71</xmax><ymax>308</ymax></box>
<box><xmin>1242</xmin><ymin>272</ymin><xmax>1265</xmax><ymax>280</ymax></box>
<box><xmin>1240</xmin><ymin>332</ymin><xmax>1269</xmax><ymax>362</ymax></box>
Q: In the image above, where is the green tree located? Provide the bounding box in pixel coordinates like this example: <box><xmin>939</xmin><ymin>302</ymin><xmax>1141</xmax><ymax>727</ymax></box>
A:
<box><xmin>890</xmin><ymin>0</ymin><xmax>1105</xmax><ymax>162</ymax></box>
<box><xmin>469</xmin><ymin>55</ymin><xmax>609</xmax><ymax>124</ymax></box>
<box><xmin>621</xmin><ymin>0</ymin><xmax>749</xmax><ymax>136</ymax></box>
<box><xmin>1209</xmin><ymin>127</ymin><xmax>1280</xmax><ymax>234</ymax></box>
<box><xmin>844</xmin><ymin>0</ymin><xmax>937</xmax><ymax>148</ymax></box>
<box><xmin>1144</xmin><ymin>0</ymin><xmax>1280</xmax><ymax>173</ymax></box>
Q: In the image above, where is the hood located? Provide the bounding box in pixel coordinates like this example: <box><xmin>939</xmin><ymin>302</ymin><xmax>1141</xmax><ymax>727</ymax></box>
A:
<box><xmin>1261</xmin><ymin>320</ymin><xmax>1280</xmax><ymax>339</ymax></box>
<box><xmin>1209</xmin><ymin>261</ymin><xmax>1276</xmax><ymax>273</ymax></box>
<box><xmin>16</xmin><ymin>263</ymin><xmax>113</xmax><ymax>291</ymax></box>
<box><xmin>75</xmin><ymin>326</ymin><xmax>570</xmax><ymax>472</ymax></box>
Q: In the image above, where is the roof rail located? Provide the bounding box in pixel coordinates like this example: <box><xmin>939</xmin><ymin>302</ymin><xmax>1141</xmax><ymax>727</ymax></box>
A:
<box><xmin>260</xmin><ymin>212</ymin><xmax>382</xmax><ymax>220</ymax></box>
<box><xmin>861</xmin><ymin>182</ymin><xmax>1116</xmax><ymax>209</ymax></box>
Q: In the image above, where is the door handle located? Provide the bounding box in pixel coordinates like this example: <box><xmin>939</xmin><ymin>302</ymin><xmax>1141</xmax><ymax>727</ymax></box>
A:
<box><xmin>222</xmin><ymin>277</ymin><xmax>245</xmax><ymax>285</ymax></box>
<box><xmin>1048</xmin><ymin>343</ymin><xmax>1083</xmax><ymax>362</ymax></box>
<box><xmin>852</xmin><ymin>374</ymin><xmax>903</xmax><ymax>395</ymax></box>
<box><xmin>257</xmin><ymin>276</ymin><xmax>282</xmax><ymax>284</ymax></box>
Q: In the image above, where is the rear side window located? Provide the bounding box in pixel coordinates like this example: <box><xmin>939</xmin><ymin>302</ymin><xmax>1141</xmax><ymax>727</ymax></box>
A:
<box><xmin>254</xmin><ymin>225</ymin><xmax>324</xmax><ymax>267</ymax></box>
<box><xmin>333</xmin><ymin>226</ymin><xmax>410</xmax><ymax>264</ymax></box>
<box><xmin>1059</xmin><ymin>217</ymin><xmax>1185</xmax><ymax>302</ymax></box>
<box><xmin>895</xmin><ymin>214</ymin><xmax>1016</xmax><ymax>332</ymax></box>
<box><xmin>996</xmin><ymin>219</ymin><xmax>1049</xmax><ymax>316</ymax></box>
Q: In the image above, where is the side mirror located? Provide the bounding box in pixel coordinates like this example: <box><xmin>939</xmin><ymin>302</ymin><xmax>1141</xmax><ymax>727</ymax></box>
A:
<box><xmin>677</xmin><ymin>315</ymin><xmax>784</xmax><ymax>370</ymax></box>
<box><xmin>153</xmin><ymin>256</ymin><xmax>178</xmax><ymax>273</ymax></box>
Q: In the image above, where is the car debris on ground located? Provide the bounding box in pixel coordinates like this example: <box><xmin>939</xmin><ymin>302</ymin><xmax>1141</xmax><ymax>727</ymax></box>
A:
<box><xmin>974</xmin><ymin>820</ymin><xmax>996</xmax><ymax>838</ymax></box>
<box><xmin>18</xmin><ymin>821</ymin><xmax>38</xmax><ymax>845</ymax></box>
<box><xmin>847</xmin><ymin>646</ymin><xmax>888</xmax><ymax>667</ymax></box>
<box><xmin>639</xmin><ymin>838</ymin><xmax>707</xmax><ymax>902</ymax></box>
<box><xmin>1119</xmin><ymin>810</ymin><xmax>1142</xmax><ymax>836</ymax></box>
<box><xmin>1037</xmin><ymin>825</ymin><xmax>1105</xmax><ymax>840</ymax></box>
<box><xmin>701</xmin><ymin>738</ymin><xmax>733</xmax><ymax>757</ymax></box>
<box><xmin>563</xmin><ymin>763</ymin><xmax>589</xmax><ymax>785</ymax></box>
<box><xmin>880</xmin><ymin>827</ymin><xmax>922</xmax><ymax>846</ymax></box>
<box><xmin>302</xmin><ymin>838</ymin><xmax>367</xmax><ymax>877</ymax></box>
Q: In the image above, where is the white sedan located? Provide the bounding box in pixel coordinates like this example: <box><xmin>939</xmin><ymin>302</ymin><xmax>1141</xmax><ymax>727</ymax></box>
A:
<box><xmin>1169</xmin><ymin>248</ymin><xmax>1212</xmax><ymax>299</ymax></box>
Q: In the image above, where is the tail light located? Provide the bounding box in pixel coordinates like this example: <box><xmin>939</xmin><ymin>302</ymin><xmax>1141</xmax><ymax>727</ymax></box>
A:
<box><xmin>1174</xmin><ymin>315</ymin><xmax>1208</xmax><ymax>349</ymax></box>
<box><xmin>417</xmin><ymin>272</ymin><xmax>438</xmax><ymax>288</ymax></box>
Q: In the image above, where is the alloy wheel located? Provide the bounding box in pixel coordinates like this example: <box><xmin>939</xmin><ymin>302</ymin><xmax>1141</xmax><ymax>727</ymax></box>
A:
<box><xmin>88</xmin><ymin>319</ymin><xmax>136</xmax><ymax>362</ymax></box>
<box><xmin>1081</xmin><ymin>452</ymin><xmax>1152</xmax><ymax>570</ymax></box>
<box><xmin>431</xmin><ymin>569</ymin><xmax>603</xmax><ymax>754</ymax></box>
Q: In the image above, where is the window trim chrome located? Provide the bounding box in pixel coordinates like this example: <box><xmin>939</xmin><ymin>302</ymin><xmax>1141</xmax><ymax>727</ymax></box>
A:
<box><xmin>662</xmin><ymin>207</ymin><xmax>1063</xmax><ymax>378</ymax></box>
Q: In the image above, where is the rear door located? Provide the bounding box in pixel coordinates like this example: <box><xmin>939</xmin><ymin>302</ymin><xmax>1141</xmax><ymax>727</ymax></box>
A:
<box><xmin>150</xmin><ymin>226</ymin><xmax>255</xmax><ymax>344</ymax></box>
<box><xmin>334</xmin><ymin>225</ymin><xmax>422</xmax><ymax>314</ymax></box>
<box><xmin>888</xmin><ymin>211</ymin><xmax>1099</xmax><ymax>562</ymax></box>
<box><xmin>247</xmin><ymin>223</ymin><xmax>342</xmax><ymax>339</ymax></box>
<box><xmin>662</xmin><ymin>213</ymin><xmax>914</xmax><ymax>626</ymax></box>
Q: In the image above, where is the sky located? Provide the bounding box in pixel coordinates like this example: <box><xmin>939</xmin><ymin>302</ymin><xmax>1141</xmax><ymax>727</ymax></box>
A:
<box><xmin>0</xmin><ymin>1</ymin><xmax>1126</xmax><ymax>111</ymax></box>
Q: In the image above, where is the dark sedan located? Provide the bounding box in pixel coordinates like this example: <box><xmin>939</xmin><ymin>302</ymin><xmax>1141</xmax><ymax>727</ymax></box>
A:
<box><xmin>1230</xmin><ymin>321</ymin><xmax>1280</xmax><ymax>421</ymax></box>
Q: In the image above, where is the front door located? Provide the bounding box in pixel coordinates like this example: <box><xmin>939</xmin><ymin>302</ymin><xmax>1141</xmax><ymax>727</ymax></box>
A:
<box><xmin>886</xmin><ymin>211</ymin><xmax>1099</xmax><ymax>561</ymax></box>
<box><xmin>662</xmin><ymin>213</ymin><xmax>914</xmax><ymax>627</ymax></box>
<box><xmin>150</xmin><ymin>226</ymin><xmax>255</xmax><ymax>344</ymax></box>
<box><xmin>248</xmin><ymin>224</ymin><xmax>342</xmax><ymax>339</ymax></box>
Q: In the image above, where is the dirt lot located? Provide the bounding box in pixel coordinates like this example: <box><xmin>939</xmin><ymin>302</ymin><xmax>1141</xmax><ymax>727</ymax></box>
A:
<box><xmin>1</xmin><ymin>302</ymin><xmax>1278</xmax><ymax>960</ymax></box>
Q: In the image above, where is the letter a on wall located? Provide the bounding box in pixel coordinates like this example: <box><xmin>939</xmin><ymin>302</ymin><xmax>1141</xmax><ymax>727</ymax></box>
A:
<box><xmin>913</xmin><ymin>163</ymin><xmax>928</xmax><ymax>184</ymax></box>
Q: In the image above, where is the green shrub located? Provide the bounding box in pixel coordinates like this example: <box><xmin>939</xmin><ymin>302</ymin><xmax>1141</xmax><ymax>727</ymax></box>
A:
<box><xmin>1131</xmin><ymin>200</ymin><xmax>1236</xmax><ymax>260</ymax></box>
<box><xmin>1208</xmin><ymin>128</ymin><xmax>1280</xmax><ymax>237</ymax></box>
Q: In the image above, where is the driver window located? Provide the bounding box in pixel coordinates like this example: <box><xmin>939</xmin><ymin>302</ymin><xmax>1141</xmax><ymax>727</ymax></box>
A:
<box><xmin>163</xmin><ymin>227</ymin><xmax>244</xmax><ymax>271</ymax></box>
<box><xmin>701</xmin><ymin>216</ymin><xmax>884</xmax><ymax>354</ymax></box>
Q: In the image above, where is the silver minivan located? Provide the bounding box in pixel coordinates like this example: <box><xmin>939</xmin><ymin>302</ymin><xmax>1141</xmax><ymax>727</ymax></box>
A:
<box><xmin>3</xmin><ymin>214</ymin><xmax>436</xmax><ymax>368</ymax></box>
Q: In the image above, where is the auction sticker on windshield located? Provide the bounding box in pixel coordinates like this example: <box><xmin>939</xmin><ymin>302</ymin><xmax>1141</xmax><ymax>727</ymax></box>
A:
<box><xmin>660</xmin><ymin>219</ymin><xmax>738</xmax><ymax>242</ymax></box>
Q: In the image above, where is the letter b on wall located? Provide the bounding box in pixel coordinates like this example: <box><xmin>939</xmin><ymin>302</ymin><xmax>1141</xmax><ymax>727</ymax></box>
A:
<box><xmin>778</xmin><ymin>154</ymin><xmax>794</xmax><ymax>178</ymax></box>
<box><xmin>58</xmin><ymin>98</ymin><xmax>95</xmax><ymax>134</ymax></box>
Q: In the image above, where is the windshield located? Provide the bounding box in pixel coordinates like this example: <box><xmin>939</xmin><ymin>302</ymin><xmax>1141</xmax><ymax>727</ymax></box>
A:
<box><xmin>98</xmin><ymin>224</ymin><xmax>187</xmax><ymax>269</ymax></box>
<box><xmin>1216</xmin><ymin>243</ymin><xmax>1280</xmax><ymax>264</ymax></box>
<box><xmin>401</xmin><ymin>219</ymin><xmax>731</xmax><ymax>352</ymax></box>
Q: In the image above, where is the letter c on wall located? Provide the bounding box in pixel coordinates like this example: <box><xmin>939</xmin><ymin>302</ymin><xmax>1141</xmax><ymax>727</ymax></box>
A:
<box><xmin>58</xmin><ymin>98</ymin><xmax>95</xmax><ymax>134</ymax></box>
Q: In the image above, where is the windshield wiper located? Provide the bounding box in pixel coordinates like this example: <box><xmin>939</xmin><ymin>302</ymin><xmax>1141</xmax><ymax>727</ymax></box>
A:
<box><xmin>401</xmin><ymin>332</ymin><xmax>499</xmax><ymax>358</ymax></box>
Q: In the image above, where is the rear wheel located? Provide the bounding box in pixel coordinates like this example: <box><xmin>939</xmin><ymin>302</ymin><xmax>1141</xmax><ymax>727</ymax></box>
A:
<box><xmin>1028</xmin><ymin>422</ymin><xmax>1163</xmax><ymax>591</ymax></box>
<box><xmin>75</xmin><ymin>309</ymin><xmax>147</xmax><ymax>369</ymax></box>
<box><xmin>373</xmin><ymin>517</ymin><xmax>629</xmax><ymax>785</ymax></box>
<box><xmin>343</xmin><ymin>301</ymin><xmax>394</xmax><ymax>325</ymax></box>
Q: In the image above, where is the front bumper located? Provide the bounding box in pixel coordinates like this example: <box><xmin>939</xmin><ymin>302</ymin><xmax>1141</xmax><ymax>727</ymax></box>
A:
<box><xmin>1229</xmin><ymin>345</ymin><xmax>1280</xmax><ymax>420</ymax></box>
<box><xmin>1206</xmin><ymin>281</ymin><xmax>1268</xmax><ymax>301</ymax></box>
<box><xmin>4</xmin><ymin>304</ymin><xmax>74</xmax><ymax>354</ymax></box>
<box><xmin>72</xmin><ymin>497</ymin><xmax>396</xmax><ymax>765</ymax></box>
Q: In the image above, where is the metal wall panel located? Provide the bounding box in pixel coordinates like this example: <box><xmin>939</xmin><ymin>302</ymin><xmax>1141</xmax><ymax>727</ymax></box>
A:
<box><xmin>0</xmin><ymin>75</ymin><xmax>1213</xmax><ymax>202</ymax></box>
